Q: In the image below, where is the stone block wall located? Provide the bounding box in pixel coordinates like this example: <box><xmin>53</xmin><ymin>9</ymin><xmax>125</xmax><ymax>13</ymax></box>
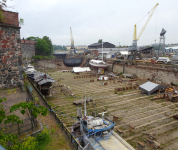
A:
<box><xmin>21</xmin><ymin>40</ymin><xmax>36</xmax><ymax>58</ymax></box>
<box><xmin>0</xmin><ymin>11</ymin><xmax>23</xmax><ymax>88</ymax></box>
<box><xmin>113</xmin><ymin>64</ymin><xmax>178</xmax><ymax>84</ymax></box>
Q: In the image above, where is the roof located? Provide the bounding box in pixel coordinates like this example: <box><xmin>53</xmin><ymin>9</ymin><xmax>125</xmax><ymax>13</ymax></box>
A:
<box><xmin>165</xmin><ymin>47</ymin><xmax>178</xmax><ymax>50</ymax></box>
<box><xmin>139</xmin><ymin>81</ymin><xmax>167</xmax><ymax>95</ymax></box>
<box><xmin>88</xmin><ymin>42</ymin><xmax>107</xmax><ymax>47</ymax></box>
<box><xmin>72</xmin><ymin>67</ymin><xmax>91</xmax><ymax>73</ymax></box>
<box><xmin>97</xmin><ymin>48</ymin><xmax>128</xmax><ymax>51</ymax></box>
<box><xmin>38</xmin><ymin>79</ymin><xmax>55</xmax><ymax>85</ymax></box>
<box><xmin>120</xmin><ymin>51</ymin><xmax>129</xmax><ymax>55</ymax></box>
<box><xmin>139</xmin><ymin>81</ymin><xmax>159</xmax><ymax>92</ymax></box>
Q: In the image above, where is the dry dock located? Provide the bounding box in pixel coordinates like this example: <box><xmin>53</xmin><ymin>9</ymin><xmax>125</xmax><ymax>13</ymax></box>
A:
<box><xmin>43</xmin><ymin>70</ymin><xmax>178</xmax><ymax>150</ymax></box>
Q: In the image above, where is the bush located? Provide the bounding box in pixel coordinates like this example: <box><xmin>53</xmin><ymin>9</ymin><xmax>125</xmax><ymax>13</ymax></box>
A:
<box><xmin>32</xmin><ymin>55</ymin><xmax>55</xmax><ymax>60</ymax></box>
<box><xmin>36</xmin><ymin>128</ymin><xmax>51</xmax><ymax>145</ymax></box>
<box><xmin>11</xmin><ymin>136</ymin><xmax>37</xmax><ymax>150</ymax></box>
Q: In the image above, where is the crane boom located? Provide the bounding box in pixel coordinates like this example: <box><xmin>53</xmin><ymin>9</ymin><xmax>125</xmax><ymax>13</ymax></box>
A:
<box><xmin>134</xmin><ymin>3</ymin><xmax>159</xmax><ymax>41</ymax></box>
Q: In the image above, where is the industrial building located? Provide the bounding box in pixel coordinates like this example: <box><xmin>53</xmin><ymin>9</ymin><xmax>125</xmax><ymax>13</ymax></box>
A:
<box><xmin>165</xmin><ymin>47</ymin><xmax>178</xmax><ymax>54</ymax></box>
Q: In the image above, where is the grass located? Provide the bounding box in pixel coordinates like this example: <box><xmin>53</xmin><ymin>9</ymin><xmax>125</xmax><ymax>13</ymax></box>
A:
<box><xmin>35</xmin><ymin>127</ymin><xmax>71</xmax><ymax>150</ymax></box>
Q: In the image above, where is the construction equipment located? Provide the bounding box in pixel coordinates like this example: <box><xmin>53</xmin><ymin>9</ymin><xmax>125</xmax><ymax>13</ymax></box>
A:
<box><xmin>158</xmin><ymin>28</ymin><xmax>166</xmax><ymax>55</ymax></box>
<box><xmin>128</xmin><ymin>3</ymin><xmax>159</xmax><ymax>60</ymax></box>
<box><xmin>70</xmin><ymin>27</ymin><xmax>76</xmax><ymax>54</ymax></box>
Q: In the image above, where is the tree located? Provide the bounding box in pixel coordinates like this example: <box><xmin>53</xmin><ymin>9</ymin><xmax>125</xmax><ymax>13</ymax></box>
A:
<box><xmin>53</xmin><ymin>45</ymin><xmax>67</xmax><ymax>51</ymax></box>
<box><xmin>19</xmin><ymin>18</ymin><xmax>24</xmax><ymax>26</ymax></box>
<box><xmin>43</xmin><ymin>36</ymin><xmax>53</xmax><ymax>55</ymax></box>
<box><xmin>98</xmin><ymin>39</ymin><xmax>102</xmax><ymax>43</ymax></box>
<box><xmin>0</xmin><ymin>97</ymin><xmax>48</xmax><ymax>149</ymax></box>
<box><xmin>0</xmin><ymin>0</ymin><xmax>7</xmax><ymax>10</ymax></box>
<box><xmin>26</xmin><ymin>36</ymin><xmax>39</xmax><ymax>41</ymax></box>
<box><xmin>36</xmin><ymin>38</ymin><xmax>50</xmax><ymax>56</ymax></box>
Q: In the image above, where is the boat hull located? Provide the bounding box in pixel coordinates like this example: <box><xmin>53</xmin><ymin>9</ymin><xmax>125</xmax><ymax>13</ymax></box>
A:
<box><xmin>63</xmin><ymin>58</ymin><xmax>83</xmax><ymax>67</ymax></box>
<box><xmin>89</xmin><ymin>61</ymin><xmax>108</xmax><ymax>68</ymax></box>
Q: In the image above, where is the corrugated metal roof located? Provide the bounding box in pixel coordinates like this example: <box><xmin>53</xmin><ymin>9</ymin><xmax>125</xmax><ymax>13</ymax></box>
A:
<box><xmin>139</xmin><ymin>81</ymin><xmax>159</xmax><ymax>92</ymax></box>
<box><xmin>38</xmin><ymin>79</ymin><xmax>55</xmax><ymax>85</ymax></box>
<box><xmin>88</xmin><ymin>42</ymin><xmax>107</xmax><ymax>47</ymax></box>
<box><xmin>165</xmin><ymin>47</ymin><xmax>178</xmax><ymax>50</ymax></box>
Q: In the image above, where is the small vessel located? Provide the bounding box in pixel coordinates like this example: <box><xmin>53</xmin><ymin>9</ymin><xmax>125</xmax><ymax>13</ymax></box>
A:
<box><xmin>71</xmin><ymin>73</ymin><xmax>134</xmax><ymax>150</ymax></box>
<box><xmin>89</xmin><ymin>59</ymin><xmax>108</xmax><ymax>68</ymax></box>
<box><xmin>89</xmin><ymin>37</ymin><xmax>108</xmax><ymax>69</ymax></box>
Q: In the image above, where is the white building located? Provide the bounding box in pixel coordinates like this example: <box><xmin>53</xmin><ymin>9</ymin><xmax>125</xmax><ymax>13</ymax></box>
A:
<box><xmin>165</xmin><ymin>47</ymin><xmax>178</xmax><ymax>54</ymax></box>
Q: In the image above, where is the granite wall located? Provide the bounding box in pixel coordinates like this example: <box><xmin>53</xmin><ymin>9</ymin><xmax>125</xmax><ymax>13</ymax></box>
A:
<box><xmin>21</xmin><ymin>40</ymin><xmax>36</xmax><ymax>59</ymax></box>
<box><xmin>0</xmin><ymin>11</ymin><xmax>23</xmax><ymax>88</ymax></box>
<box><xmin>113</xmin><ymin>64</ymin><xmax>178</xmax><ymax>85</ymax></box>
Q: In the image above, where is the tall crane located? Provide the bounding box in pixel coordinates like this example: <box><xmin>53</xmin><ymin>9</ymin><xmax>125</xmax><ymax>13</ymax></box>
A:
<box><xmin>129</xmin><ymin>3</ymin><xmax>159</xmax><ymax>51</ymax></box>
<box><xmin>70</xmin><ymin>27</ymin><xmax>76</xmax><ymax>53</ymax></box>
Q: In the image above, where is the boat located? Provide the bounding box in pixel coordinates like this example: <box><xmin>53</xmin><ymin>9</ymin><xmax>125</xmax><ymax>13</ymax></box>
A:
<box><xmin>89</xmin><ymin>59</ymin><xmax>108</xmax><ymax>68</ymax></box>
<box><xmin>89</xmin><ymin>38</ymin><xmax>108</xmax><ymax>69</ymax></box>
<box><xmin>71</xmin><ymin>74</ymin><xmax>134</xmax><ymax>150</ymax></box>
<box><xmin>63</xmin><ymin>57</ymin><xmax>83</xmax><ymax>67</ymax></box>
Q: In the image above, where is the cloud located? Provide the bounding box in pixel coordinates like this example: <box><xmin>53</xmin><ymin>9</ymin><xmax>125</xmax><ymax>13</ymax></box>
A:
<box><xmin>6</xmin><ymin>0</ymin><xmax>178</xmax><ymax>46</ymax></box>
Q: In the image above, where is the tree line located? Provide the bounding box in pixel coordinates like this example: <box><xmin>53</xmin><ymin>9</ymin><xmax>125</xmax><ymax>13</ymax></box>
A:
<box><xmin>53</xmin><ymin>45</ymin><xmax>67</xmax><ymax>51</ymax></box>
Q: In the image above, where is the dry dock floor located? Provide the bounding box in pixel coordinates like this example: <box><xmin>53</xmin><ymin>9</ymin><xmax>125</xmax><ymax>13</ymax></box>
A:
<box><xmin>45</xmin><ymin>71</ymin><xmax>178</xmax><ymax>150</ymax></box>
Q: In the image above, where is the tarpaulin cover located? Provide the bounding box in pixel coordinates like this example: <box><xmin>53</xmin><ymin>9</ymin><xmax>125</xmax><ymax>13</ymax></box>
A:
<box><xmin>139</xmin><ymin>81</ymin><xmax>167</xmax><ymax>95</ymax></box>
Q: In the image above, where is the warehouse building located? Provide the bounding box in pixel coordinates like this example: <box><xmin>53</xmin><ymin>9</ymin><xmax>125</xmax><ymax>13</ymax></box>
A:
<box><xmin>165</xmin><ymin>47</ymin><xmax>178</xmax><ymax>54</ymax></box>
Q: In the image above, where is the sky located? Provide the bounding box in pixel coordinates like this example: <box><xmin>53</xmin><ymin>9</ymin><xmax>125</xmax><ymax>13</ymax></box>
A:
<box><xmin>6</xmin><ymin>0</ymin><xmax>178</xmax><ymax>46</ymax></box>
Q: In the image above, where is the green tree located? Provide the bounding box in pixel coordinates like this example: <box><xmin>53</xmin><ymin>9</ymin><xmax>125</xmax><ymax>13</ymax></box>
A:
<box><xmin>98</xmin><ymin>39</ymin><xmax>102</xmax><ymax>43</ymax></box>
<box><xmin>53</xmin><ymin>45</ymin><xmax>67</xmax><ymax>51</ymax></box>
<box><xmin>19</xmin><ymin>18</ymin><xmax>24</xmax><ymax>26</ymax></box>
<box><xmin>26</xmin><ymin>36</ymin><xmax>39</xmax><ymax>41</ymax></box>
<box><xmin>0</xmin><ymin>97</ymin><xmax>48</xmax><ymax>149</ymax></box>
<box><xmin>43</xmin><ymin>36</ymin><xmax>53</xmax><ymax>55</ymax></box>
<box><xmin>36</xmin><ymin>38</ymin><xmax>50</xmax><ymax>56</ymax></box>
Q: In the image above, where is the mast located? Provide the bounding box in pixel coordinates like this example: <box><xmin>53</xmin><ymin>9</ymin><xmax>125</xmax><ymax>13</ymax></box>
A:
<box><xmin>102</xmin><ymin>34</ymin><xmax>103</xmax><ymax>61</ymax></box>
<box><xmin>84</xmin><ymin>71</ymin><xmax>86</xmax><ymax>116</ymax></box>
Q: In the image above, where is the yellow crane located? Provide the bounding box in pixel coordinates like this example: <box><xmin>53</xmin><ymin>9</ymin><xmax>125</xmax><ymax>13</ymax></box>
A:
<box><xmin>130</xmin><ymin>3</ymin><xmax>159</xmax><ymax>50</ymax></box>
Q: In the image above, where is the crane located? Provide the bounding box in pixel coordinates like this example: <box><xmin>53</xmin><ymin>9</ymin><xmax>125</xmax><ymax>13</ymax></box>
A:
<box><xmin>70</xmin><ymin>27</ymin><xmax>76</xmax><ymax>54</ymax></box>
<box><xmin>129</xmin><ymin>3</ymin><xmax>159</xmax><ymax>51</ymax></box>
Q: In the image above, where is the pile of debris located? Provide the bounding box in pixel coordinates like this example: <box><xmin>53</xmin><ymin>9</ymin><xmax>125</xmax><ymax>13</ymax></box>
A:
<box><xmin>60</xmin><ymin>85</ymin><xmax>75</xmax><ymax>96</ymax></box>
<box><xmin>73</xmin><ymin>98</ymin><xmax>93</xmax><ymax>105</ymax></box>
<box><xmin>151</xmin><ymin>86</ymin><xmax>178</xmax><ymax>102</ymax></box>
<box><xmin>143</xmin><ymin>133</ymin><xmax>161</xmax><ymax>149</ymax></box>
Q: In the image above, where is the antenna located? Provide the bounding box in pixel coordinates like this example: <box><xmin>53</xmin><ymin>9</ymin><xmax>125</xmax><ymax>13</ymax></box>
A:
<box><xmin>102</xmin><ymin>34</ymin><xmax>103</xmax><ymax>61</ymax></box>
<box><xmin>99</xmin><ymin>112</ymin><xmax>107</xmax><ymax>120</ymax></box>
<box><xmin>84</xmin><ymin>71</ymin><xmax>86</xmax><ymax>117</ymax></box>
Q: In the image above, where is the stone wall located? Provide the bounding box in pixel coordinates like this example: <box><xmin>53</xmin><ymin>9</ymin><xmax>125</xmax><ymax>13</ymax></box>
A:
<box><xmin>35</xmin><ymin>58</ymin><xmax>89</xmax><ymax>70</ymax></box>
<box><xmin>113</xmin><ymin>64</ymin><xmax>178</xmax><ymax>84</ymax></box>
<box><xmin>21</xmin><ymin>40</ymin><xmax>36</xmax><ymax>58</ymax></box>
<box><xmin>0</xmin><ymin>11</ymin><xmax>23</xmax><ymax>88</ymax></box>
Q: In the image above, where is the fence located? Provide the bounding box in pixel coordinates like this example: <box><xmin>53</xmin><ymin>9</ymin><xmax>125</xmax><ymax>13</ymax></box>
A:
<box><xmin>0</xmin><ymin>86</ymin><xmax>39</xmax><ymax>136</ymax></box>
<box><xmin>0</xmin><ymin>117</ymin><xmax>37</xmax><ymax>136</ymax></box>
<box><xmin>27</xmin><ymin>77</ymin><xmax>81</xmax><ymax>150</ymax></box>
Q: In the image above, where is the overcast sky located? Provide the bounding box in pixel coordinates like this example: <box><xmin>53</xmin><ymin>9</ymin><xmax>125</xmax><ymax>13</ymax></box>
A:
<box><xmin>6</xmin><ymin>0</ymin><xmax>178</xmax><ymax>46</ymax></box>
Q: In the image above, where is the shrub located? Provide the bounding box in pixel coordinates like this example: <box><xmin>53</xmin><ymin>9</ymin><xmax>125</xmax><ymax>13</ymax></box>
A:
<box><xmin>32</xmin><ymin>55</ymin><xmax>55</xmax><ymax>60</ymax></box>
<box><xmin>36</xmin><ymin>128</ymin><xmax>51</xmax><ymax>145</ymax></box>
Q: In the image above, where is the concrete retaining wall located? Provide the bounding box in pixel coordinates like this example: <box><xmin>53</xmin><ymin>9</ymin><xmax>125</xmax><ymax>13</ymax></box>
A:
<box><xmin>113</xmin><ymin>64</ymin><xmax>178</xmax><ymax>84</ymax></box>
